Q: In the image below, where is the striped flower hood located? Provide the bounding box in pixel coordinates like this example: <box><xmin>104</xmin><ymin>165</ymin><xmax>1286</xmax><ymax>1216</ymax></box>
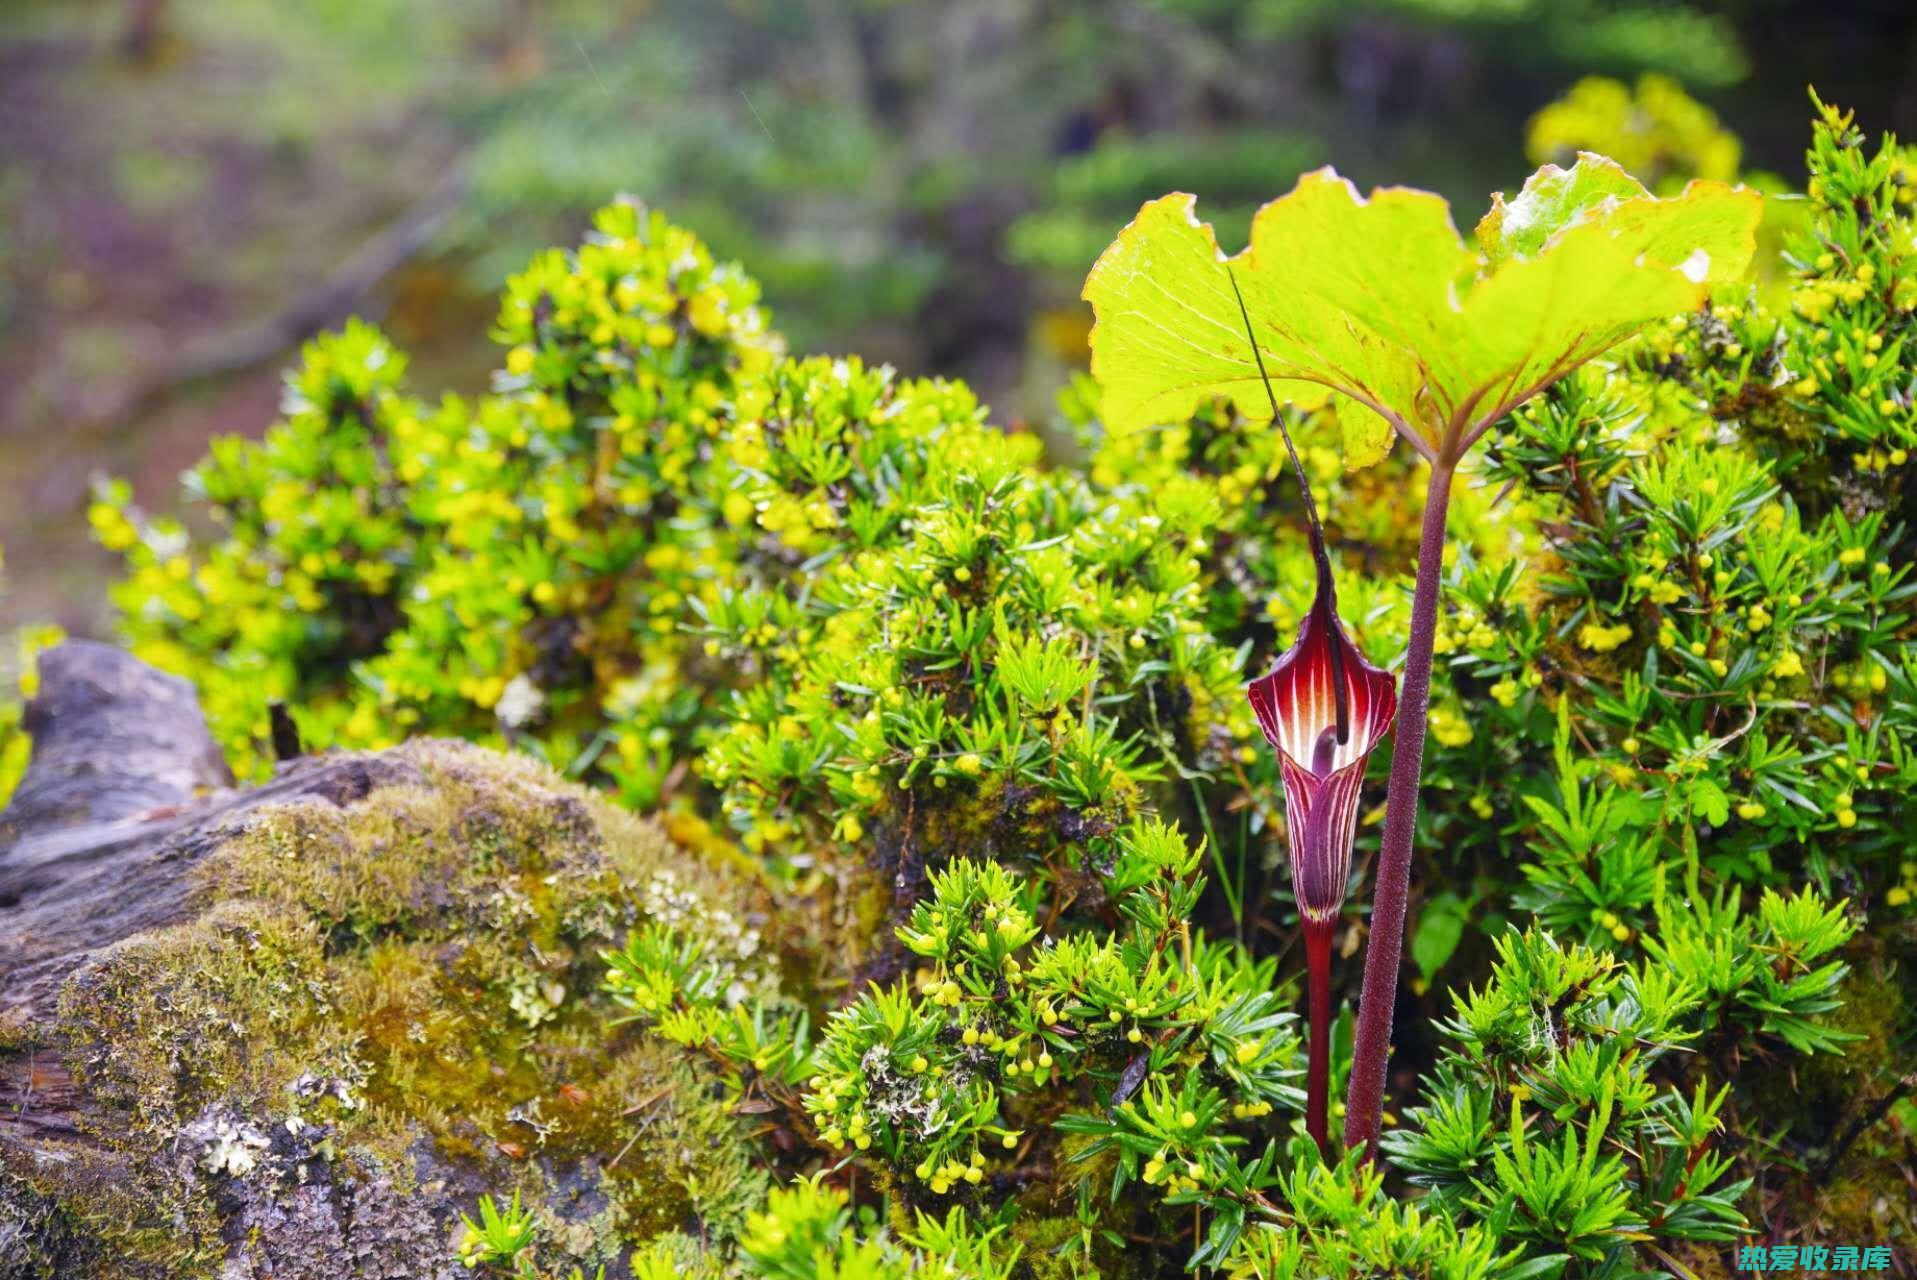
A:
<box><xmin>1247</xmin><ymin>574</ymin><xmax>1398</xmax><ymax>925</ymax></box>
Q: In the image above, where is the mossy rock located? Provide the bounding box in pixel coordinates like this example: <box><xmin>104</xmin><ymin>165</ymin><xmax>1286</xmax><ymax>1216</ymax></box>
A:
<box><xmin>1</xmin><ymin>739</ymin><xmax>776</xmax><ymax>1279</ymax></box>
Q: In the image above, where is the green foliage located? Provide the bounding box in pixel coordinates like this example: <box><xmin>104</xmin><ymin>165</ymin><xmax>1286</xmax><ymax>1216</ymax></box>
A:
<box><xmin>1528</xmin><ymin>75</ymin><xmax>1741</xmax><ymax>191</ymax></box>
<box><xmin>1741</xmin><ymin>96</ymin><xmax>1917</xmax><ymax>463</ymax></box>
<box><xmin>457</xmin><ymin>1192</ymin><xmax>604</xmax><ymax>1280</ymax></box>
<box><xmin>97</xmin><ymin>199</ymin><xmax>780</xmax><ymax>790</ymax></box>
<box><xmin>456</xmin><ymin>1189</ymin><xmax>612</xmax><ymax>1280</ymax></box>
<box><xmin>1452</xmin><ymin>105</ymin><xmax>1917</xmax><ymax>919</ymax></box>
<box><xmin>0</xmin><ymin>546</ymin><xmax>62</xmax><ymax>806</ymax></box>
<box><xmin>602</xmin><ymin>919</ymin><xmax>814</xmax><ymax>1090</ymax></box>
<box><xmin>1384</xmin><ymin>929</ymin><xmax>1763</xmax><ymax>1267</ymax></box>
<box><xmin>697</xmin><ymin>354</ymin><xmax>1252</xmax><ymax>882</ymax></box>
<box><xmin>737</xmin><ymin>1180</ymin><xmax>1018</xmax><ymax>1280</ymax></box>
<box><xmin>61</xmin><ymin>100</ymin><xmax>1917</xmax><ymax>1277</ymax></box>
<box><xmin>805</xmin><ymin>831</ymin><xmax>1301</xmax><ymax>1201</ymax></box>
<box><xmin>1223</xmin><ymin>1156</ymin><xmax>1522</xmax><ymax>1280</ymax></box>
<box><xmin>609</xmin><ymin>825</ymin><xmax>1310</xmax><ymax>1270</ymax></box>
<box><xmin>1645</xmin><ymin>886</ymin><xmax>1858</xmax><ymax>1055</ymax></box>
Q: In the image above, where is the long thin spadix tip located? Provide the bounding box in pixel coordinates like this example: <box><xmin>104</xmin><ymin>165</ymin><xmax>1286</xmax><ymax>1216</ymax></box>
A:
<box><xmin>1225</xmin><ymin>266</ymin><xmax>1321</xmax><ymax>553</ymax></box>
<box><xmin>1225</xmin><ymin>267</ymin><xmax>1283</xmax><ymax>423</ymax></box>
<box><xmin>1226</xmin><ymin>263</ymin><xmax>1348</xmax><ymax>742</ymax></box>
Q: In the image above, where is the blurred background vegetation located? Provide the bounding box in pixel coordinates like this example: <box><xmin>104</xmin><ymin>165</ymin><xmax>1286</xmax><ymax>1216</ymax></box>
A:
<box><xmin>2</xmin><ymin>0</ymin><xmax>1914</xmax><ymax>635</ymax></box>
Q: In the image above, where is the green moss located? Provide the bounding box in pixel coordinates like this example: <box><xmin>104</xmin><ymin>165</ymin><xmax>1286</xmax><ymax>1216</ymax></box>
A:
<box><xmin>1744</xmin><ymin>954</ymin><xmax>1909</xmax><ymax>1163</ymax></box>
<box><xmin>41</xmin><ymin>739</ymin><xmax>781</xmax><ymax>1272</ymax></box>
<box><xmin>0</xmin><ymin>1142</ymin><xmax>223</xmax><ymax>1278</ymax></box>
<box><xmin>1814</xmin><ymin>1159</ymin><xmax>1912</xmax><ymax>1239</ymax></box>
<box><xmin>1819</xmin><ymin>961</ymin><xmax>1906</xmax><ymax>1084</ymax></box>
<box><xmin>598</xmin><ymin>1040</ymin><xmax>771</xmax><ymax>1246</ymax></box>
<box><xmin>57</xmin><ymin>900</ymin><xmax>340</xmax><ymax>1133</ymax></box>
<box><xmin>1771</xmin><ymin>954</ymin><xmax>1915</xmax><ymax>1238</ymax></box>
<box><xmin>1008</xmin><ymin>1212</ymin><xmax>1123</xmax><ymax>1280</ymax></box>
<box><xmin>0</xmin><ymin>1006</ymin><xmax>41</xmax><ymax>1056</ymax></box>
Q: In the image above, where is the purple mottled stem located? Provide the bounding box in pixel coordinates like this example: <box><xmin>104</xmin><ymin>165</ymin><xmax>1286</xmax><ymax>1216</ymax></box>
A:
<box><xmin>1303</xmin><ymin>917</ymin><xmax>1335</xmax><ymax>1160</ymax></box>
<box><xmin>1343</xmin><ymin>456</ymin><xmax>1456</xmax><ymax>1159</ymax></box>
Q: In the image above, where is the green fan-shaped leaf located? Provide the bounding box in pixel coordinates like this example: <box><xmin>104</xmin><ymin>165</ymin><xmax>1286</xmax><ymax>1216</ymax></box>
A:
<box><xmin>1083</xmin><ymin>156</ymin><xmax>1762</xmax><ymax>467</ymax></box>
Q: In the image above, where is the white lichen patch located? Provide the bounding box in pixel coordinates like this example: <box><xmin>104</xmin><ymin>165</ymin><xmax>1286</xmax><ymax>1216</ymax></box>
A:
<box><xmin>182</xmin><ymin>1109</ymin><xmax>273</xmax><ymax>1178</ymax></box>
<box><xmin>495</xmin><ymin>674</ymin><xmax>546</xmax><ymax>729</ymax></box>
<box><xmin>637</xmin><ymin>868</ymin><xmax>770</xmax><ymax>1006</ymax></box>
<box><xmin>508</xmin><ymin>974</ymin><xmax>570</xmax><ymax>1027</ymax></box>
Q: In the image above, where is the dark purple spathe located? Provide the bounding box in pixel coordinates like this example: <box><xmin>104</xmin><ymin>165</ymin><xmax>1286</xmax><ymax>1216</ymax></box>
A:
<box><xmin>1246</xmin><ymin>582</ymin><xmax>1398</xmax><ymax>926</ymax></box>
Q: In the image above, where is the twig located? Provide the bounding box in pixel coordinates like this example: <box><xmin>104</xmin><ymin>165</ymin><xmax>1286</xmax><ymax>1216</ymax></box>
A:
<box><xmin>1817</xmin><ymin>1072</ymin><xmax>1916</xmax><ymax>1182</ymax></box>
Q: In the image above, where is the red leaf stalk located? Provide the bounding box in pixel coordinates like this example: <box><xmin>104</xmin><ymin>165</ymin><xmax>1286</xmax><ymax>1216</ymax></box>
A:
<box><xmin>1342</xmin><ymin>456</ymin><xmax>1456</xmax><ymax>1158</ymax></box>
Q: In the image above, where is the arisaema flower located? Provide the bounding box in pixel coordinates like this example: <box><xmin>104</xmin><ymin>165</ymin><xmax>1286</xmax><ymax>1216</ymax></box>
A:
<box><xmin>1221</xmin><ymin>265</ymin><xmax>1399</xmax><ymax>1159</ymax></box>
<box><xmin>1247</xmin><ymin>562</ymin><xmax>1397</xmax><ymax>1161</ymax></box>
<box><xmin>1247</xmin><ymin>570</ymin><xmax>1399</xmax><ymax>928</ymax></box>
